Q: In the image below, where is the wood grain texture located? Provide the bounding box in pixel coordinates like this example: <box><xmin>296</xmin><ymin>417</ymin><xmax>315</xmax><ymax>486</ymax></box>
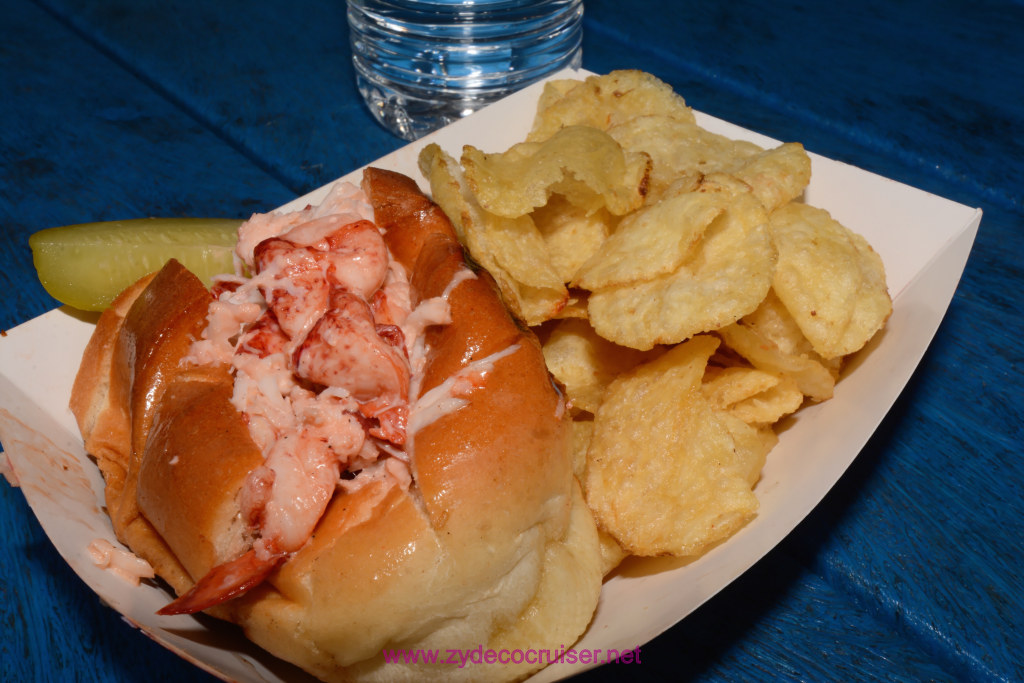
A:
<box><xmin>38</xmin><ymin>0</ymin><xmax>402</xmax><ymax>194</ymax></box>
<box><xmin>0</xmin><ymin>0</ymin><xmax>296</xmax><ymax>332</ymax></box>
<box><xmin>2</xmin><ymin>0</ymin><xmax>1022</xmax><ymax>681</ymax></box>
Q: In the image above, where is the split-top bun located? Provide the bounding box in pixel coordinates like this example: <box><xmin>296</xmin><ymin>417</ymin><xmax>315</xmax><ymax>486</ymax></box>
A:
<box><xmin>70</xmin><ymin>167</ymin><xmax>603</xmax><ymax>681</ymax></box>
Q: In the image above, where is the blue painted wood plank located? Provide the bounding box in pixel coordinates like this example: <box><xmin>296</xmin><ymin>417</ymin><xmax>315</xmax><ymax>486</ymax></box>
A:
<box><xmin>0</xmin><ymin>0</ymin><xmax>297</xmax><ymax>332</ymax></box>
<box><xmin>577</xmin><ymin>546</ymin><xmax>959</xmax><ymax>682</ymax></box>
<box><xmin>34</xmin><ymin>0</ymin><xmax>404</xmax><ymax>195</ymax></box>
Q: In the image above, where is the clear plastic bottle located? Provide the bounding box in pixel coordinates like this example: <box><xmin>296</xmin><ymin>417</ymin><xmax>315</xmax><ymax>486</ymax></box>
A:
<box><xmin>348</xmin><ymin>0</ymin><xmax>583</xmax><ymax>140</ymax></box>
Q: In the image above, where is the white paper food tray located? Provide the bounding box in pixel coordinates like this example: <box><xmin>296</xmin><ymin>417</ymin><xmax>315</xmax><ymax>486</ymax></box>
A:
<box><xmin>0</xmin><ymin>69</ymin><xmax>981</xmax><ymax>681</ymax></box>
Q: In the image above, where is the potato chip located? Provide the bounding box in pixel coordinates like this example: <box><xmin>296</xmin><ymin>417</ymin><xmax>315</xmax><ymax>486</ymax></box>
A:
<box><xmin>478</xmin><ymin>215</ymin><xmax>565</xmax><ymax>290</ymax></box>
<box><xmin>716</xmin><ymin>321</ymin><xmax>835</xmax><ymax>402</ymax></box>
<box><xmin>418</xmin><ymin>143</ymin><xmax>473</xmax><ymax>245</ymax></box>
<box><xmin>569</xmin><ymin>416</ymin><xmax>629</xmax><ymax>575</ymax></box>
<box><xmin>741</xmin><ymin>289</ymin><xmax>843</xmax><ymax>378</ymax></box>
<box><xmin>572</xmin><ymin>186</ymin><xmax>726</xmax><ymax>290</ymax></box>
<box><xmin>722</xmin><ymin>416</ymin><xmax>779</xmax><ymax>482</ymax></box>
<box><xmin>587</xmin><ymin>191</ymin><xmax>774</xmax><ymax>350</ymax></box>
<box><xmin>528</xmin><ymin>70</ymin><xmax>697</xmax><ymax>143</ymax></box>
<box><xmin>730</xmin><ymin>142</ymin><xmax>812</xmax><ymax>213</ymax></box>
<box><xmin>740</xmin><ymin>289</ymin><xmax>812</xmax><ymax>356</ymax></box>
<box><xmin>552</xmin><ymin>290</ymin><xmax>590</xmax><ymax>320</ymax></box>
<box><xmin>695</xmin><ymin>172</ymin><xmax>754</xmax><ymax>196</ymax></box>
<box><xmin>608</xmin><ymin>115</ymin><xmax>763</xmax><ymax>199</ymax></box>
<box><xmin>597</xmin><ymin>528</ymin><xmax>629</xmax><ymax>576</ymax></box>
<box><xmin>532</xmin><ymin>194</ymin><xmax>615</xmax><ymax>283</ymax></box>
<box><xmin>419</xmin><ymin>143</ymin><xmax>567</xmax><ymax>325</ymax></box>
<box><xmin>419</xmin><ymin>143</ymin><xmax>557</xmax><ymax>289</ymax></box>
<box><xmin>542</xmin><ymin>318</ymin><xmax>663</xmax><ymax>414</ymax></box>
<box><xmin>462</xmin><ymin>126</ymin><xmax>651</xmax><ymax>218</ymax></box>
<box><xmin>703</xmin><ymin>367</ymin><xmax>804</xmax><ymax>426</ymax></box>
<box><xmin>570</xmin><ymin>416</ymin><xmax>594</xmax><ymax>480</ymax></box>
<box><xmin>584</xmin><ymin>335</ymin><xmax>768</xmax><ymax>557</ymax></box>
<box><xmin>702</xmin><ymin>366</ymin><xmax>781</xmax><ymax>409</ymax></box>
<box><xmin>730</xmin><ymin>378</ymin><xmax>804</xmax><ymax>425</ymax></box>
<box><xmin>769</xmin><ymin>202</ymin><xmax>892</xmax><ymax>358</ymax></box>
<box><xmin>532</xmin><ymin>77</ymin><xmax>579</xmax><ymax>118</ymax></box>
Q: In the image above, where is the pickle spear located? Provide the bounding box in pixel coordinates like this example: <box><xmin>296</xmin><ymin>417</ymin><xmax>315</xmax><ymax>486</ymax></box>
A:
<box><xmin>29</xmin><ymin>217</ymin><xmax>242</xmax><ymax>312</ymax></box>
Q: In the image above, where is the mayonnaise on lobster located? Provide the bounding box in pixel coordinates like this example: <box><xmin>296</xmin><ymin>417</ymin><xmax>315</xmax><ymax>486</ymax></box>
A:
<box><xmin>161</xmin><ymin>180</ymin><xmax>478</xmax><ymax>615</ymax></box>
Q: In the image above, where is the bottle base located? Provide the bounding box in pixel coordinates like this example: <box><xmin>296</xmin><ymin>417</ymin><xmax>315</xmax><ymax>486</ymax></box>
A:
<box><xmin>347</xmin><ymin>0</ymin><xmax>584</xmax><ymax>140</ymax></box>
<box><xmin>355</xmin><ymin>53</ymin><xmax>580</xmax><ymax>141</ymax></box>
<box><xmin>354</xmin><ymin>76</ymin><xmax>481</xmax><ymax>142</ymax></box>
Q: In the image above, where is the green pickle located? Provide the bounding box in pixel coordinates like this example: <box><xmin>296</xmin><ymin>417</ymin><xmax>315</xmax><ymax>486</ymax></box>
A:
<box><xmin>29</xmin><ymin>217</ymin><xmax>242</xmax><ymax>312</ymax></box>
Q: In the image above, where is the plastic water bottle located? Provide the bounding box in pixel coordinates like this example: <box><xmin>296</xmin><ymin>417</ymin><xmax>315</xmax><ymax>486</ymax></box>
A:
<box><xmin>348</xmin><ymin>0</ymin><xmax>583</xmax><ymax>141</ymax></box>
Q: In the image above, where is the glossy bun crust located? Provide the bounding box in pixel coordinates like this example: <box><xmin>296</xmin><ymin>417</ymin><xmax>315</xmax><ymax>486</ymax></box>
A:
<box><xmin>70</xmin><ymin>168</ymin><xmax>602</xmax><ymax>682</ymax></box>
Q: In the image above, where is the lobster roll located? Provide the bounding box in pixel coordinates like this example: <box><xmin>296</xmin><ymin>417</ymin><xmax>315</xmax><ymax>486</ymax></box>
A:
<box><xmin>70</xmin><ymin>167</ymin><xmax>602</xmax><ymax>682</ymax></box>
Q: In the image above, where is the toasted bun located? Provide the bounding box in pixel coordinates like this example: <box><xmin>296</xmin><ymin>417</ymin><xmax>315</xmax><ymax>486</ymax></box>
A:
<box><xmin>71</xmin><ymin>168</ymin><xmax>602</xmax><ymax>681</ymax></box>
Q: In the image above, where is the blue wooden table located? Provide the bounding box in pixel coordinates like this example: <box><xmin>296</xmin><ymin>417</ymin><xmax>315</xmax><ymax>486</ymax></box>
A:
<box><xmin>2</xmin><ymin>0</ymin><xmax>1022</xmax><ymax>680</ymax></box>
